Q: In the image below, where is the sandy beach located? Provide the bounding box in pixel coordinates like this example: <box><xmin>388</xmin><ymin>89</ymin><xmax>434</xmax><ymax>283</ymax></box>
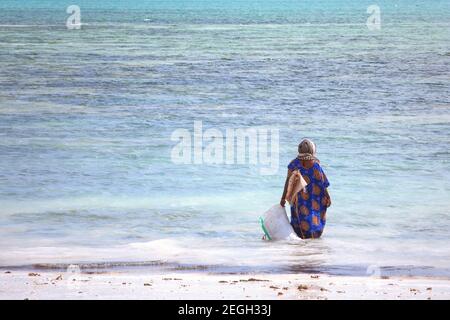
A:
<box><xmin>1</xmin><ymin>270</ymin><xmax>449</xmax><ymax>300</ymax></box>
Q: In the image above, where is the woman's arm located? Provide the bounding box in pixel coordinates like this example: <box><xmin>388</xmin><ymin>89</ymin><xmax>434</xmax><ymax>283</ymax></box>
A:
<box><xmin>321</xmin><ymin>170</ymin><xmax>331</xmax><ymax>207</ymax></box>
<box><xmin>280</xmin><ymin>169</ymin><xmax>293</xmax><ymax>207</ymax></box>
<box><xmin>324</xmin><ymin>188</ymin><xmax>331</xmax><ymax>207</ymax></box>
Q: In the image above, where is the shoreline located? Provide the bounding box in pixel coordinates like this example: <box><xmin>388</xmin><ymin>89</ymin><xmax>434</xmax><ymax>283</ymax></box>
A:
<box><xmin>1</xmin><ymin>269</ymin><xmax>449</xmax><ymax>300</ymax></box>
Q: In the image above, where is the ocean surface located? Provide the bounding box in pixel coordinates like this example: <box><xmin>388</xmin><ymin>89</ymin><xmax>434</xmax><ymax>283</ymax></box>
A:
<box><xmin>0</xmin><ymin>0</ymin><xmax>449</xmax><ymax>277</ymax></box>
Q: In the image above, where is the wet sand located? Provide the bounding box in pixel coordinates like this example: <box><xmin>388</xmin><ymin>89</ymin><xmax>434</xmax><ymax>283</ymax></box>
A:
<box><xmin>1</xmin><ymin>270</ymin><xmax>449</xmax><ymax>300</ymax></box>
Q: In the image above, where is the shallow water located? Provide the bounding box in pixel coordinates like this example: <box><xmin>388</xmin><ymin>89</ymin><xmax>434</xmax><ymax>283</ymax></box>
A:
<box><xmin>0</xmin><ymin>0</ymin><xmax>449</xmax><ymax>276</ymax></box>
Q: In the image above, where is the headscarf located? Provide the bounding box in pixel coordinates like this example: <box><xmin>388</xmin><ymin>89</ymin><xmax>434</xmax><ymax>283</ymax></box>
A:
<box><xmin>297</xmin><ymin>138</ymin><xmax>319</xmax><ymax>162</ymax></box>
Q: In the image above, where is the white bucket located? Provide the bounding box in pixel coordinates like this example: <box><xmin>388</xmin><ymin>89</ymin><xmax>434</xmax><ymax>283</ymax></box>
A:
<box><xmin>259</xmin><ymin>204</ymin><xmax>298</xmax><ymax>240</ymax></box>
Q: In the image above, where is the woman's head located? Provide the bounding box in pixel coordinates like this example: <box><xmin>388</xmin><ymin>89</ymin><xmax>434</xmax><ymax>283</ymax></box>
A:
<box><xmin>298</xmin><ymin>138</ymin><xmax>316</xmax><ymax>156</ymax></box>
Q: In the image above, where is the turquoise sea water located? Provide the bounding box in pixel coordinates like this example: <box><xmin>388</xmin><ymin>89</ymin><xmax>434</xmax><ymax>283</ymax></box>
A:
<box><xmin>0</xmin><ymin>1</ymin><xmax>449</xmax><ymax>276</ymax></box>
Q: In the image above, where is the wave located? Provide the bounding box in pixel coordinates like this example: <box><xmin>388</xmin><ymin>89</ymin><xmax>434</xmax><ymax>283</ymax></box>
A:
<box><xmin>2</xmin><ymin>236</ymin><xmax>450</xmax><ymax>277</ymax></box>
<box><xmin>0</xmin><ymin>192</ymin><xmax>273</xmax><ymax>216</ymax></box>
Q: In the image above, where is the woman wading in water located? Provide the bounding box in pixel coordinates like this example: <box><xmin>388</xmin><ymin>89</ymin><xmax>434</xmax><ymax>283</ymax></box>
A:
<box><xmin>280</xmin><ymin>139</ymin><xmax>331</xmax><ymax>239</ymax></box>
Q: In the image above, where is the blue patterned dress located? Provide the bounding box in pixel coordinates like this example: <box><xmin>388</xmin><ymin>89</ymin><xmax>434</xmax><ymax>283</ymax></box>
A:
<box><xmin>288</xmin><ymin>159</ymin><xmax>330</xmax><ymax>239</ymax></box>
